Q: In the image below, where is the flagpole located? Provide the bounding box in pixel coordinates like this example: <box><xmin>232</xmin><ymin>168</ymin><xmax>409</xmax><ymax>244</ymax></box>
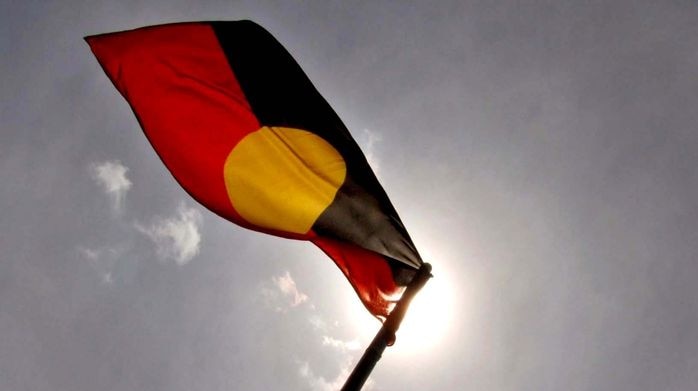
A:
<box><xmin>341</xmin><ymin>262</ymin><xmax>432</xmax><ymax>391</ymax></box>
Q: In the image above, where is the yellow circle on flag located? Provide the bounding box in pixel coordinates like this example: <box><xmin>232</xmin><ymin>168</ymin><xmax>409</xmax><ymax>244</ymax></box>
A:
<box><xmin>224</xmin><ymin>126</ymin><xmax>347</xmax><ymax>234</ymax></box>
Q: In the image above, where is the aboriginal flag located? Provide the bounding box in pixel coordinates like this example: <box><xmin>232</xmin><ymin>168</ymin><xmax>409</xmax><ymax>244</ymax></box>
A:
<box><xmin>86</xmin><ymin>21</ymin><xmax>422</xmax><ymax>318</ymax></box>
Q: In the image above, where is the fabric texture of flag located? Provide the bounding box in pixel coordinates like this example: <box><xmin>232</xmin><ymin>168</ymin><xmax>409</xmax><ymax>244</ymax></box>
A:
<box><xmin>86</xmin><ymin>20</ymin><xmax>422</xmax><ymax>318</ymax></box>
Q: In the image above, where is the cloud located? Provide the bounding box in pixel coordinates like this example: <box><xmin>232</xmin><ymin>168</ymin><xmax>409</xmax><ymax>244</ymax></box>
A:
<box><xmin>261</xmin><ymin>271</ymin><xmax>309</xmax><ymax>311</ymax></box>
<box><xmin>298</xmin><ymin>360</ymin><xmax>350</xmax><ymax>391</ymax></box>
<box><xmin>135</xmin><ymin>203</ymin><xmax>203</xmax><ymax>265</ymax></box>
<box><xmin>298</xmin><ymin>333</ymin><xmax>362</xmax><ymax>390</ymax></box>
<box><xmin>274</xmin><ymin>271</ymin><xmax>309</xmax><ymax>306</ymax></box>
<box><xmin>321</xmin><ymin>336</ymin><xmax>360</xmax><ymax>351</ymax></box>
<box><xmin>357</xmin><ymin>128</ymin><xmax>382</xmax><ymax>175</ymax></box>
<box><xmin>308</xmin><ymin>315</ymin><xmax>328</xmax><ymax>331</ymax></box>
<box><xmin>256</xmin><ymin>271</ymin><xmax>371</xmax><ymax>389</ymax></box>
<box><xmin>78</xmin><ymin>246</ymin><xmax>100</xmax><ymax>261</ymax></box>
<box><xmin>77</xmin><ymin>245</ymin><xmax>121</xmax><ymax>285</ymax></box>
<box><xmin>90</xmin><ymin>160</ymin><xmax>132</xmax><ymax>212</ymax></box>
<box><xmin>298</xmin><ymin>358</ymin><xmax>373</xmax><ymax>391</ymax></box>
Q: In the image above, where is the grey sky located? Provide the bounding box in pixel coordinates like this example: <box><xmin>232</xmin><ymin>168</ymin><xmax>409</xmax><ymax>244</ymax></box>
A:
<box><xmin>2</xmin><ymin>1</ymin><xmax>698</xmax><ymax>390</ymax></box>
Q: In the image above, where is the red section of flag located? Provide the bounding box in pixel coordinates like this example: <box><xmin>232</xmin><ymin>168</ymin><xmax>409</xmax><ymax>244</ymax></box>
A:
<box><xmin>86</xmin><ymin>23</ymin><xmax>259</xmax><ymax>227</ymax></box>
<box><xmin>312</xmin><ymin>237</ymin><xmax>401</xmax><ymax>318</ymax></box>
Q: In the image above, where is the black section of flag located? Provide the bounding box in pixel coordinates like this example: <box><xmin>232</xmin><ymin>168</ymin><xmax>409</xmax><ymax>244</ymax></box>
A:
<box><xmin>312</xmin><ymin>176</ymin><xmax>420</xmax><ymax>284</ymax></box>
<box><xmin>211</xmin><ymin>21</ymin><xmax>422</xmax><ymax>270</ymax></box>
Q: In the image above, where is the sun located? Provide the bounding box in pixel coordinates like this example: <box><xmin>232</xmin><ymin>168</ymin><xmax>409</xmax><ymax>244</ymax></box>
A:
<box><xmin>344</xmin><ymin>259</ymin><xmax>459</xmax><ymax>356</ymax></box>
<box><xmin>390</xmin><ymin>264</ymin><xmax>456</xmax><ymax>354</ymax></box>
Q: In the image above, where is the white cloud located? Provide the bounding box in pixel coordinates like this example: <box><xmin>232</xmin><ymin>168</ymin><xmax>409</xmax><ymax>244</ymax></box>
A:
<box><xmin>78</xmin><ymin>245</ymin><xmax>120</xmax><ymax>285</ymax></box>
<box><xmin>298</xmin><ymin>360</ymin><xmax>348</xmax><ymax>391</ymax></box>
<box><xmin>308</xmin><ymin>315</ymin><xmax>327</xmax><ymax>331</ymax></box>
<box><xmin>78</xmin><ymin>246</ymin><xmax>100</xmax><ymax>261</ymax></box>
<box><xmin>135</xmin><ymin>203</ymin><xmax>203</xmax><ymax>265</ymax></box>
<box><xmin>321</xmin><ymin>336</ymin><xmax>360</xmax><ymax>351</ymax></box>
<box><xmin>90</xmin><ymin>160</ymin><xmax>132</xmax><ymax>211</ymax></box>
<box><xmin>274</xmin><ymin>271</ymin><xmax>309</xmax><ymax>306</ymax></box>
<box><xmin>298</xmin><ymin>358</ymin><xmax>373</xmax><ymax>391</ymax></box>
<box><xmin>261</xmin><ymin>271</ymin><xmax>309</xmax><ymax>311</ymax></box>
<box><xmin>257</xmin><ymin>271</ymin><xmax>372</xmax><ymax>389</ymax></box>
<box><xmin>357</xmin><ymin>128</ymin><xmax>382</xmax><ymax>175</ymax></box>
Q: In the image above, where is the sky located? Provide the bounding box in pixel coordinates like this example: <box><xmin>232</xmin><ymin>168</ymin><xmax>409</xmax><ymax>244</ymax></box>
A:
<box><xmin>2</xmin><ymin>1</ymin><xmax>698</xmax><ymax>390</ymax></box>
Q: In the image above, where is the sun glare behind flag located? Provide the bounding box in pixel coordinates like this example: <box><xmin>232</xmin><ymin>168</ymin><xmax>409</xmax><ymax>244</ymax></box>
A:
<box><xmin>85</xmin><ymin>20</ymin><xmax>423</xmax><ymax>318</ymax></box>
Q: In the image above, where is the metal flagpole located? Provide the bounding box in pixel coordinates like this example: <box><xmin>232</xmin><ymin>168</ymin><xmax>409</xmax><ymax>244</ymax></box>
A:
<box><xmin>341</xmin><ymin>262</ymin><xmax>433</xmax><ymax>391</ymax></box>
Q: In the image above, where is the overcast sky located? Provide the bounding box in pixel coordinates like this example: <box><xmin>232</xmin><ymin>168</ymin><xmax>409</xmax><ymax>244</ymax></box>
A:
<box><xmin>2</xmin><ymin>1</ymin><xmax>698</xmax><ymax>390</ymax></box>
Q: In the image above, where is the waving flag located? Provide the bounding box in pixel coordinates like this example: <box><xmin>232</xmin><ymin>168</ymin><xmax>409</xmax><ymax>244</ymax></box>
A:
<box><xmin>86</xmin><ymin>21</ymin><xmax>422</xmax><ymax>318</ymax></box>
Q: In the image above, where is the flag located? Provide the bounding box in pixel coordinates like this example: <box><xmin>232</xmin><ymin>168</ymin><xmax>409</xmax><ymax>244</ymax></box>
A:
<box><xmin>86</xmin><ymin>20</ymin><xmax>422</xmax><ymax>318</ymax></box>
